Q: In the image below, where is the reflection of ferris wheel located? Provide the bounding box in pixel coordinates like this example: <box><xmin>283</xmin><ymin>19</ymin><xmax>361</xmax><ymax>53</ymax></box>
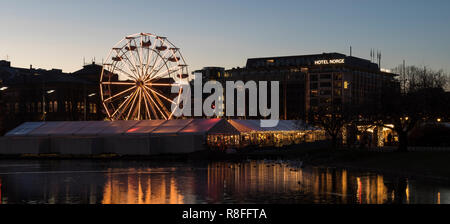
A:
<box><xmin>100</xmin><ymin>33</ymin><xmax>189</xmax><ymax>121</ymax></box>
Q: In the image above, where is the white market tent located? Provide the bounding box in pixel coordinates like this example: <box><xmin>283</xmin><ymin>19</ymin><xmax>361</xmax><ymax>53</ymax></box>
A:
<box><xmin>1</xmin><ymin>119</ymin><xmax>223</xmax><ymax>155</ymax></box>
<box><xmin>0</xmin><ymin>119</ymin><xmax>326</xmax><ymax>155</ymax></box>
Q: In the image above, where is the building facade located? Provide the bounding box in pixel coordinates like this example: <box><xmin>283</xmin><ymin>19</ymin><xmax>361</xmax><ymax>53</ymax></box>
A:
<box><xmin>194</xmin><ymin>53</ymin><xmax>399</xmax><ymax>120</ymax></box>
<box><xmin>0</xmin><ymin>61</ymin><xmax>109</xmax><ymax>134</ymax></box>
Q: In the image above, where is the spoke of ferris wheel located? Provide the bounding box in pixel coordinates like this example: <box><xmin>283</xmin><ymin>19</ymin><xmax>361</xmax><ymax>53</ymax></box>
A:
<box><xmin>143</xmin><ymin>37</ymin><xmax>158</xmax><ymax>77</ymax></box>
<box><xmin>104</xmin><ymin>86</ymin><xmax>136</xmax><ymax>102</ymax></box>
<box><xmin>111</xmin><ymin>88</ymin><xmax>138</xmax><ymax>118</ymax></box>
<box><xmin>142</xmin><ymin>87</ymin><xmax>167</xmax><ymax>120</ymax></box>
<box><xmin>114</xmin><ymin>48</ymin><xmax>139</xmax><ymax>78</ymax></box>
<box><xmin>149</xmin><ymin>87</ymin><xmax>171</xmax><ymax>118</ymax></box>
<box><xmin>112</xmin><ymin>63</ymin><xmax>138</xmax><ymax>81</ymax></box>
<box><xmin>127</xmin><ymin>41</ymin><xmax>142</xmax><ymax>78</ymax></box>
<box><xmin>126</xmin><ymin>88</ymin><xmax>140</xmax><ymax>120</ymax></box>
<box><xmin>149</xmin><ymin>65</ymin><xmax>182</xmax><ymax>82</ymax></box>
<box><xmin>146</xmin><ymin>83</ymin><xmax>181</xmax><ymax>87</ymax></box>
<box><xmin>119</xmin><ymin>49</ymin><xmax>140</xmax><ymax>79</ymax></box>
<box><xmin>142</xmin><ymin>87</ymin><xmax>160</xmax><ymax>120</ymax></box>
<box><xmin>132</xmin><ymin>38</ymin><xmax>145</xmax><ymax>78</ymax></box>
<box><xmin>141</xmin><ymin>88</ymin><xmax>153</xmax><ymax>120</ymax></box>
<box><xmin>101</xmin><ymin>82</ymin><xmax>135</xmax><ymax>85</ymax></box>
<box><xmin>118</xmin><ymin>56</ymin><xmax>140</xmax><ymax>80</ymax></box>
<box><xmin>137</xmin><ymin>88</ymin><xmax>143</xmax><ymax>120</ymax></box>
<box><xmin>146</xmin><ymin>59</ymin><xmax>174</xmax><ymax>82</ymax></box>
<box><xmin>144</xmin><ymin>38</ymin><xmax>165</xmax><ymax>75</ymax></box>
<box><xmin>144</xmin><ymin>85</ymin><xmax>176</xmax><ymax>104</ymax></box>
<box><xmin>137</xmin><ymin>37</ymin><xmax>144</xmax><ymax>77</ymax></box>
<box><xmin>131</xmin><ymin>88</ymin><xmax>142</xmax><ymax>120</ymax></box>
<box><xmin>145</xmin><ymin>50</ymin><xmax>171</xmax><ymax>81</ymax></box>
<box><xmin>168</xmin><ymin>87</ymin><xmax>183</xmax><ymax>120</ymax></box>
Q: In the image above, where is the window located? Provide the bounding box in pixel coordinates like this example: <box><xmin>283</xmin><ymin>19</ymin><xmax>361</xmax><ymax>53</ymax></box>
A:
<box><xmin>320</xmin><ymin>98</ymin><xmax>332</xmax><ymax>104</ymax></box>
<box><xmin>310</xmin><ymin>83</ymin><xmax>318</xmax><ymax>89</ymax></box>
<box><xmin>320</xmin><ymin>82</ymin><xmax>332</xmax><ymax>88</ymax></box>
<box><xmin>14</xmin><ymin>103</ymin><xmax>19</xmax><ymax>113</ymax></box>
<box><xmin>344</xmin><ymin>81</ymin><xmax>349</xmax><ymax>89</ymax></box>
<box><xmin>320</xmin><ymin>74</ymin><xmax>332</xmax><ymax>79</ymax></box>
<box><xmin>334</xmin><ymin>81</ymin><xmax>342</xmax><ymax>88</ymax></box>
<box><xmin>310</xmin><ymin>75</ymin><xmax>318</xmax><ymax>81</ymax></box>
<box><xmin>320</xmin><ymin>90</ymin><xmax>332</xmax><ymax>96</ymax></box>
<box><xmin>334</xmin><ymin>74</ymin><xmax>343</xmax><ymax>80</ymax></box>
<box><xmin>53</xmin><ymin>101</ymin><xmax>58</xmax><ymax>112</ymax></box>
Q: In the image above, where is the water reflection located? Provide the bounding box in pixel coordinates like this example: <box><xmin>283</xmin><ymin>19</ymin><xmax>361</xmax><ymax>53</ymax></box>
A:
<box><xmin>101</xmin><ymin>168</ymin><xmax>187</xmax><ymax>204</ymax></box>
<box><xmin>0</xmin><ymin>160</ymin><xmax>447</xmax><ymax>204</ymax></box>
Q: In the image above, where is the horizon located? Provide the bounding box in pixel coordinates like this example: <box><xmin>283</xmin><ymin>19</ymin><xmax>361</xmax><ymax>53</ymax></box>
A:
<box><xmin>1</xmin><ymin>0</ymin><xmax>450</xmax><ymax>74</ymax></box>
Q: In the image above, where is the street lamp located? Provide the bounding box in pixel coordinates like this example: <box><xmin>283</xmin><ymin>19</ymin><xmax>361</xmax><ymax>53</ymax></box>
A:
<box><xmin>0</xmin><ymin>87</ymin><xmax>8</xmax><ymax>91</ymax></box>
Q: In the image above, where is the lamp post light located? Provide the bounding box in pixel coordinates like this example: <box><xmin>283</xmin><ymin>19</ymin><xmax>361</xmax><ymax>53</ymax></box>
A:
<box><xmin>43</xmin><ymin>89</ymin><xmax>56</xmax><ymax>121</ymax></box>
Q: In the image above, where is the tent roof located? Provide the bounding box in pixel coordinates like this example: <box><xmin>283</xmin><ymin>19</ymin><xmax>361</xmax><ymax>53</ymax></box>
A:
<box><xmin>178</xmin><ymin>119</ymin><xmax>223</xmax><ymax>135</ymax></box>
<box><xmin>208</xmin><ymin>119</ymin><xmax>242</xmax><ymax>135</ymax></box>
<box><xmin>5</xmin><ymin>122</ymin><xmax>45</xmax><ymax>136</ymax></box>
<box><xmin>4</xmin><ymin>119</ymin><xmax>317</xmax><ymax>137</ymax></box>
<box><xmin>228</xmin><ymin>120</ymin><xmax>313</xmax><ymax>133</ymax></box>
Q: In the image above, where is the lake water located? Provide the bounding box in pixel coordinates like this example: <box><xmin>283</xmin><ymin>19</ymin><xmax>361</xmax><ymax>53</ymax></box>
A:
<box><xmin>0</xmin><ymin>160</ymin><xmax>448</xmax><ymax>204</ymax></box>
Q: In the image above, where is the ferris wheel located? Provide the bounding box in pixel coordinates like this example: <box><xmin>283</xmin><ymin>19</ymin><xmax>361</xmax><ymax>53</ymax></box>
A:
<box><xmin>100</xmin><ymin>33</ymin><xmax>189</xmax><ymax>121</ymax></box>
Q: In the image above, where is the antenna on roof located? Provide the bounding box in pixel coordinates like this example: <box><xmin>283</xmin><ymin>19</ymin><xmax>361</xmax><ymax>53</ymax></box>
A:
<box><xmin>83</xmin><ymin>57</ymin><xmax>86</xmax><ymax>66</ymax></box>
<box><xmin>350</xmin><ymin>46</ymin><xmax>352</xmax><ymax>56</ymax></box>
<box><xmin>377</xmin><ymin>50</ymin><xmax>382</xmax><ymax>68</ymax></box>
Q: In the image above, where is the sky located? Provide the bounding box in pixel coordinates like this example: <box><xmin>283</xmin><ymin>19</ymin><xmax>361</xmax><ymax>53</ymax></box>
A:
<box><xmin>1</xmin><ymin>0</ymin><xmax>450</xmax><ymax>73</ymax></box>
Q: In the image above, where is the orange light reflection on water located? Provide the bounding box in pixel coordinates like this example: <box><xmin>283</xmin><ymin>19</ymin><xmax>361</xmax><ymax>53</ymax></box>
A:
<box><xmin>101</xmin><ymin>168</ymin><xmax>185</xmax><ymax>204</ymax></box>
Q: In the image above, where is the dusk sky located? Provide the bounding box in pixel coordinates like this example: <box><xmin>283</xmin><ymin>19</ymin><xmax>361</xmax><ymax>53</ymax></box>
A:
<box><xmin>1</xmin><ymin>0</ymin><xmax>450</xmax><ymax>73</ymax></box>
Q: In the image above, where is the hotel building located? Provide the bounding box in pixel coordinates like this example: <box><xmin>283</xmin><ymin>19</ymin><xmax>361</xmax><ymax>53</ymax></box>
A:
<box><xmin>197</xmin><ymin>53</ymin><xmax>399</xmax><ymax>120</ymax></box>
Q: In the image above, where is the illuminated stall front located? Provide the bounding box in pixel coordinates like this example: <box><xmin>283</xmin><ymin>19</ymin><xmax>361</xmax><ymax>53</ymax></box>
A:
<box><xmin>207</xmin><ymin>120</ymin><xmax>327</xmax><ymax>150</ymax></box>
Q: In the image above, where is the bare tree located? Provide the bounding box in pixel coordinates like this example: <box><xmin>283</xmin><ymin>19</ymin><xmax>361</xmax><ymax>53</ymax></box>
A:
<box><xmin>377</xmin><ymin>65</ymin><xmax>449</xmax><ymax>152</ymax></box>
<box><xmin>311</xmin><ymin>103</ymin><xmax>357</xmax><ymax>149</ymax></box>
<box><xmin>392</xmin><ymin>65</ymin><xmax>449</xmax><ymax>93</ymax></box>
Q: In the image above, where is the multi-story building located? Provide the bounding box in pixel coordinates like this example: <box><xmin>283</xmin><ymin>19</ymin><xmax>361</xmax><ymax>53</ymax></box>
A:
<box><xmin>195</xmin><ymin>53</ymin><xmax>398</xmax><ymax>120</ymax></box>
<box><xmin>0</xmin><ymin>60</ymin><xmax>112</xmax><ymax>134</ymax></box>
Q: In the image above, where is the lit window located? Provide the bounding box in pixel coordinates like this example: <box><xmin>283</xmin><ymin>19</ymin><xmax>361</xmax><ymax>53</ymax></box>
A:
<box><xmin>344</xmin><ymin>81</ymin><xmax>349</xmax><ymax>89</ymax></box>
